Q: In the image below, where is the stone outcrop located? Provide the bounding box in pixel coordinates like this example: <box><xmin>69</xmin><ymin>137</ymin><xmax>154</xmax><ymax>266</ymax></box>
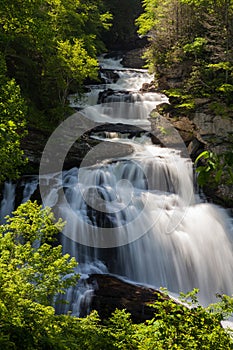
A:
<box><xmin>21</xmin><ymin>123</ymin><xmax>136</xmax><ymax>175</ymax></box>
<box><xmin>140</xmin><ymin>81</ymin><xmax>157</xmax><ymax>93</ymax></box>
<box><xmin>157</xmin><ymin>61</ymin><xmax>193</xmax><ymax>90</ymax></box>
<box><xmin>155</xmin><ymin>60</ymin><xmax>233</xmax><ymax>209</ymax></box>
<box><xmin>193</xmin><ymin>111</ymin><xmax>233</xmax><ymax>152</ymax></box>
<box><xmin>87</xmin><ymin>274</ymin><xmax>170</xmax><ymax>323</ymax></box>
<box><xmin>121</xmin><ymin>48</ymin><xmax>147</xmax><ymax>69</ymax></box>
<box><xmin>150</xmin><ymin>107</ymin><xmax>205</xmax><ymax>160</ymax></box>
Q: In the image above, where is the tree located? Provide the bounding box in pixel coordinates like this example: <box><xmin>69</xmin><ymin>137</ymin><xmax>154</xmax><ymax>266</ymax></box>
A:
<box><xmin>102</xmin><ymin>0</ymin><xmax>143</xmax><ymax>50</ymax></box>
<box><xmin>0</xmin><ymin>0</ymin><xmax>112</xmax><ymax>122</ymax></box>
<box><xmin>0</xmin><ymin>201</ymin><xmax>79</xmax><ymax>349</ymax></box>
<box><xmin>135</xmin><ymin>290</ymin><xmax>233</xmax><ymax>349</ymax></box>
<box><xmin>136</xmin><ymin>0</ymin><xmax>233</xmax><ymax>104</ymax></box>
<box><xmin>0</xmin><ymin>54</ymin><xmax>27</xmax><ymax>183</ymax></box>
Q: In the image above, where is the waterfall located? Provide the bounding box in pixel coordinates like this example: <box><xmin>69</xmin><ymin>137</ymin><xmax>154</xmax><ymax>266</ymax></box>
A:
<box><xmin>0</xmin><ymin>182</ymin><xmax>16</xmax><ymax>222</ymax></box>
<box><xmin>40</xmin><ymin>139</ymin><xmax>233</xmax><ymax>305</ymax></box>
<box><xmin>1</xmin><ymin>54</ymin><xmax>233</xmax><ymax>312</ymax></box>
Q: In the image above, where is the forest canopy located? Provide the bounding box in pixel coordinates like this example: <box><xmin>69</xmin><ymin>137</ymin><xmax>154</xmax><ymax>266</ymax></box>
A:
<box><xmin>0</xmin><ymin>0</ymin><xmax>112</xmax><ymax>119</ymax></box>
<box><xmin>136</xmin><ymin>0</ymin><xmax>233</xmax><ymax>107</ymax></box>
<box><xmin>0</xmin><ymin>0</ymin><xmax>112</xmax><ymax>182</ymax></box>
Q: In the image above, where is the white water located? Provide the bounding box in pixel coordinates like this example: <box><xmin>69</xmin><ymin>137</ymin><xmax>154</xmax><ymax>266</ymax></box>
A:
<box><xmin>68</xmin><ymin>54</ymin><xmax>168</xmax><ymax>110</ymax></box>
<box><xmin>56</xmin><ymin>56</ymin><xmax>233</xmax><ymax>305</ymax></box>
<box><xmin>0</xmin><ymin>182</ymin><xmax>16</xmax><ymax>222</ymax></box>
<box><xmin>1</xmin><ymin>54</ymin><xmax>233</xmax><ymax>313</ymax></box>
<box><xmin>40</xmin><ymin>140</ymin><xmax>233</xmax><ymax>305</ymax></box>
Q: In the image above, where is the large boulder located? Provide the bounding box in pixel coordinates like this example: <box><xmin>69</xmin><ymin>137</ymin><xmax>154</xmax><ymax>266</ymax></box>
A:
<box><xmin>157</xmin><ymin>61</ymin><xmax>193</xmax><ymax>90</ymax></box>
<box><xmin>87</xmin><ymin>274</ymin><xmax>170</xmax><ymax>323</ymax></box>
<box><xmin>121</xmin><ymin>48</ymin><xmax>147</xmax><ymax>69</ymax></box>
<box><xmin>21</xmin><ymin>121</ymin><xmax>135</xmax><ymax>175</ymax></box>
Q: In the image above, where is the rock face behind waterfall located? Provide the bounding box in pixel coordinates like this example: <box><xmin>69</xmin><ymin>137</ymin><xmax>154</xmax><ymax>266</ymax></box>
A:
<box><xmin>21</xmin><ymin>125</ymin><xmax>134</xmax><ymax>174</ymax></box>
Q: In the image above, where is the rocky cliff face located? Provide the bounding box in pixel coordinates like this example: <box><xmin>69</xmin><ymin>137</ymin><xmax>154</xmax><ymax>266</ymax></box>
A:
<box><xmin>121</xmin><ymin>48</ymin><xmax>147</xmax><ymax>69</ymax></box>
<box><xmin>154</xmin><ymin>62</ymin><xmax>233</xmax><ymax>210</ymax></box>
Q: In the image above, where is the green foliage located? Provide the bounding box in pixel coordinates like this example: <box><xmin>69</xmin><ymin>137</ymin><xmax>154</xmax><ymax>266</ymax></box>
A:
<box><xmin>137</xmin><ymin>289</ymin><xmax>233</xmax><ymax>349</ymax></box>
<box><xmin>0</xmin><ymin>54</ymin><xmax>27</xmax><ymax>183</ymax></box>
<box><xmin>136</xmin><ymin>0</ymin><xmax>233</xmax><ymax>105</ymax></box>
<box><xmin>0</xmin><ymin>0</ymin><xmax>113</xmax><ymax>179</ymax></box>
<box><xmin>183</xmin><ymin>37</ymin><xmax>207</xmax><ymax>59</ymax></box>
<box><xmin>208</xmin><ymin>101</ymin><xmax>232</xmax><ymax>117</ymax></box>
<box><xmin>195</xmin><ymin>150</ymin><xmax>233</xmax><ymax>186</ymax></box>
<box><xmin>0</xmin><ymin>200</ymin><xmax>79</xmax><ymax>349</ymax></box>
<box><xmin>165</xmin><ymin>88</ymin><xmax>195</xmax><ymax>112</ymax></box>
<box><xmin>136</xmin><ymin>0</ymin><xmax>158</xmax><ymax>37</ymax></box>
<box><xmin>105</xmin><ymin>309</ymin><xmax>138</xmax><ymax>349</ymax></box>
<box><xmin>0</xmin><ymin>0</ymin><xmax>112</xmax><ymax>122</ymax></box>
<box><xmin>0</xmin><ymin>201</ymin><xmax>78</xmax><ymax>304</ymax></box>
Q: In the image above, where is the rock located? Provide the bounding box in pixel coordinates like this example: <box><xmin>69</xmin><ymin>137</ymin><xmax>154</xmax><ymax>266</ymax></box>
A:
<box><xmin>202</xmin><ymin>184</ymin><xmax>233</xmax><ymax>210</ymax></box>
<box><xmin>21</xmin><ymin>127</ymin><xmax>100</xmax><ymax>174</ymax></box>
<box><xmin>140</xmin><ymin>82</ymin><xmax>157</xmax><ymax>92</ymax></box>
<box><xmin>187</xmin><ymin>138</ymin><xmax>205</xmax><ymax>161</ymax></box>
<box><xmin>21</xmin><ymin>121</ymin><xmax>136</xmax><ymax>175</ymax></box>
<box><xmin>100</xmin><ymin>69</ymin><xmax>119</xmax><ymax>84</ymax></box>
<box><xmin>121</xmin><ymin>48</ymin><xmax>147</xmax><ymax>69</ymax></box>
<box><xmin>149</xmin><ymin>109</ymin><xmax>205</xmax><ymax>158</ymax></box>
<box><xmin>193</xmin><ymin>112</ymin><xmax>233</xmax><ymax>150</ymax></box>
<box><xmin>21</xmin><ymin>127</ymin><xmax>50</xmax><ymax>172</ymax></box>
<box><xmin>155</xmin><ymin>99</ymin><xmax>233</xmax><ymax>208</ymax></box>
<box><xmin>77</xmin><ymin>141</ymin><xmax>134</xmax><ymax>168</ymax></box>
<box><xmin>157</xmin><ymin>61</ymin><xmax>193</xmax><ymax>90</ymax></box>
<box><xmin>90</xmin><ymin>123</ymin><xmax>149</xmax><ymax>136</ymax></box>
<box><xmin>172</xmin><ymin>117</ymin><xmax>197</xmax><ymax>143</ymax></box>
<box><xmin>98</xmin><ymin>89</ymin><xmax>134</xmax><ymax>104</ymax></box>
<box><xmin>87</xmin><ymin>274</ymin><xmax>170</xmax><ymax>323</ymax></box>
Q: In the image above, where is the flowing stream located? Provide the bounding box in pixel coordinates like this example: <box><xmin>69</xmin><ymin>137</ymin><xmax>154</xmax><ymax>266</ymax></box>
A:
<box><xmin>1</xmin><ymin>54</ymin><xmax>233</xmax><ymax>314</ymax></box>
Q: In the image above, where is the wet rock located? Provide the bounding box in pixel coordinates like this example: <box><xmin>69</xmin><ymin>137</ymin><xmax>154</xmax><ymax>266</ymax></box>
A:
<box><xmin>100</xmin><ymin>69</ymin><xmax>119</xmax><ymax>84</ymax></box>
<box><xmin>87</xmin><ymin>274</ymin><xmax>169</xmax><ymax>323</ymax></box>
<box><xmin>98</xmin><ymin>89</ymin><xmax>134</xmax><ymax>104</ymax></box>
<box><xmin>140</xmin><ymin>82</ymin><xmax>157</xmax><ymax>93</ymax></box>
<box><xmin>79</xmin><ymin>141</ymin><xmax>134</xmax><ymax>167</ymax></box>
<box><xmin>202</xmin><ymin>184</ymin><xmax>233</xmax><ymax>210</ymax></box>
<box><xmin>21</xmin><ymin>122</ymin><xmax>135</xmax><ymax>175</ymax></box>
<box><xmin>21</xmin><ymin>127</ymin><xmax>50</xmax><ymax>173</ymax></box>
<box><xmin>90</xmin><ymin>123</ymin><xmax>149</xmax><ymax>136</ymax></box>
<box><xmin>187</xmin><ymin>138</ymin><xmax>205</xmax><ymax>161</ymax></box>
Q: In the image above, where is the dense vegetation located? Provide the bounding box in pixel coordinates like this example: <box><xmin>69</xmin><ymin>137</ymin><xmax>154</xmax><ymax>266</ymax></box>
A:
<box><xmin>136</xmin><ymin>0</ymin><xmax>233</xmax><ymax>195</ymax></box>
<box><xmin>102</xmin><ymin>0</ymin><xmax>143</xmax><ymax>50</ymax></box>
<box><xmin>0</xmin><ymin>201</ymin><xmax>233</xmax><ymax>349</ymax></box>
<box><xmin>0</xmin><ymin>0</ymin><xmax>112</xmax><ymax>121</ymax></box>
<box><xmin>0</xmin><ymin>0</ymin><xmax>112</xmax><ymax>182</ymax></box>
<box><xmin>136</xmin><ymin>0</ymin><xmax>233</xmax><ymax>111</ymax></box>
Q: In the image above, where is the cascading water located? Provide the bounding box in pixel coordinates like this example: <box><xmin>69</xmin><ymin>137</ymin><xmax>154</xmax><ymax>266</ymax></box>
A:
<box><xmin>0</xmin><ymin>182</ymin><xmax>16</xmax><ymax>222</ymax></box>
<box><xmin>1</xmin><ymin>54</ymin><xmax>233</xmax><ymax>314</ymax></box>
<box><xmin>41</xmin><ymin>137</ymin><xmax>233</xmax><ymax>306</ymax></box>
